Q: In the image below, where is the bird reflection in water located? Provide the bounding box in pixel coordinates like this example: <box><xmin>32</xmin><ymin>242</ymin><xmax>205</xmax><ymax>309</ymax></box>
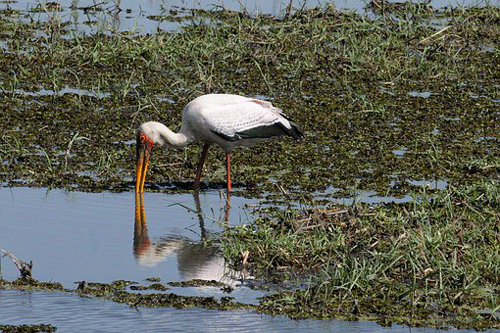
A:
<box><xmin>134</xmin><ymin>192</ymin><xmax>246</xmax><ymax>285</ymax></box>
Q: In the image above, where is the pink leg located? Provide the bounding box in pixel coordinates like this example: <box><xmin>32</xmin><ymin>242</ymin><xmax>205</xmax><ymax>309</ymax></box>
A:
<box><xmin>193</xmin><ymin>143</ymin><xmax>210</xmax><ymax>190</ymax></box>
<box><xmin>226</xmin><ymin>152</ymin><xmax>232</xmax><ymax>192</ymax></box>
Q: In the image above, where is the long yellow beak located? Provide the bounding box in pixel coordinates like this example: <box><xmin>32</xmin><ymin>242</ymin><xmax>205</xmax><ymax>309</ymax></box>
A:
<box><xmin>135</xmin><ymin>132</ymin><xmax>153</xmax><ymax>193</ymax></box>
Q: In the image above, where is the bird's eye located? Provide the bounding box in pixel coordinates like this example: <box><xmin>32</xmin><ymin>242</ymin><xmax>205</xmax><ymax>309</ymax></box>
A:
<box><xmin>138</xmin><ymin>133</ymin><xmax>146</xmax><ymax>143</ymax></box>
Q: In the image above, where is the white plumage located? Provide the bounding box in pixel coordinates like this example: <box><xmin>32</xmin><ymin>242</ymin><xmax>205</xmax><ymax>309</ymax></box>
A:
<box><xmin>135</xmin><ymin>94</ymin><xmax>303</xmax><ymax>192</ymax></box>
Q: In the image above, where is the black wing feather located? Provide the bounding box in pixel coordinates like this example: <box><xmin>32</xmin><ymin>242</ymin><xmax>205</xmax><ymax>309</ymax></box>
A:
<box><xmin>212</xmin><ymin>120</ymin><xmax>303</xmax><ymax>142</ymax></box>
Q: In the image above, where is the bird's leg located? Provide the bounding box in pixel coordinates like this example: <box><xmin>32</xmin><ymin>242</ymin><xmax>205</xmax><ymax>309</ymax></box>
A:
<box><xmin>193</xmin><ymin>143</ymin><xmax>210</xmax><ymax>190</ymax></box>
<box><xmin>226</xmin><ymin>152</ymin><xmax>232</xmax><ymax>193</ymax></box>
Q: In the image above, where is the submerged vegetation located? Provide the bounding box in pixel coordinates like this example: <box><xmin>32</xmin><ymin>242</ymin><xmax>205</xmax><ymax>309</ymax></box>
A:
<box><xmin>0</xmin><ymin>1</ymin><xmax>499</xmax><ymax>330</ymax></box>
<box><xmin>0</xmin><ymin>277</ymin><xmax>251</xmax><ymax>311</ymax></box>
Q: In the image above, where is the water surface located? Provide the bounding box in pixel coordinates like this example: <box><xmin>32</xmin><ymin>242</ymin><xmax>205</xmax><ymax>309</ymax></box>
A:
<box><xmin>0</xmin><ymin>187</ymin><xmax>497</xmax><ymax>332</ymax></box>
<box><xmin>0</xmin><ymin>187</ymin><xmax>255</xmax><ymax>298</ymax></box>
<box><xmin>2</xmin><ymin>289</ymin><xmax>493</xmax><ymax>332</ymax></box>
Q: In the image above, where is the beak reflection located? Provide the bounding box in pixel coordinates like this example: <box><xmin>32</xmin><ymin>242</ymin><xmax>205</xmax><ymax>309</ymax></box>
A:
<box><xmin>133</xmin><ymin>192</ymin><xmax>242</xmax><ymax>284</ymax></box>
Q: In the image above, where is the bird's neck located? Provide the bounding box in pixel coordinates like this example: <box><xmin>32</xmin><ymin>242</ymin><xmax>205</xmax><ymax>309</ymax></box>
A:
<box><xmin>156</xmin><ymin>124</ymin><xmax>193</xmax><ymax>148</ymax></box>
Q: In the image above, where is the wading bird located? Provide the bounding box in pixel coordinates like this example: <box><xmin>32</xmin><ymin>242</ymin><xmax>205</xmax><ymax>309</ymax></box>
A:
<box><xmin>135</xmin><ymin>94</ymin><xmax>303</xmax><ymax>193</ymax></box>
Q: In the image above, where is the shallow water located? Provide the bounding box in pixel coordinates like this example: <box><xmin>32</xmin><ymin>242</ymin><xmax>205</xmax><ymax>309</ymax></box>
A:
<box><xmin>0</xmin><ymin>187</ymin><xmax>497</xmax><ymax>332</ymax></box>
<box><xmin>1</xmin><ymin>292</ymin><xmax>494</xmax><ymax>333</ymax></box>
<box><xmin>2</xmin><ymin>289</ymin><xmax>488</xmax><ymax>333</ymax></box>
<box><xmin>0</xmin><ymin>0</ymin><xmax>489</xmax><ymax>34</ymax></box>
<box><xmin>0</xmin><ymin>187</ymin><xmax>256</xmax><ymax>299</ymax></box>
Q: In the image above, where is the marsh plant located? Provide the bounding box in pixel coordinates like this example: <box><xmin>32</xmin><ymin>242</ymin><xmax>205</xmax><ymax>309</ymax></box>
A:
<box><xmin>222</xmin><ymin>181</ymin><xmax>500</xmax><ymax>328</ymax></box>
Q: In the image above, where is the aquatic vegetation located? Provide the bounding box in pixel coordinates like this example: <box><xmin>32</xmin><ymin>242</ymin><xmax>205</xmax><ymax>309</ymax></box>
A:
<box><xmin>222</xmin><ymin>181</ymin><xmax>500</xmax><ymax>328</ymax></box>
<box><xmin>0</xmin><ymin>5</ymin><xmax>497</xmax><ymax>199</ymax></box>
<box><xmin>0</xmin><ymin>277</ymin><xmax>63</xmax><ymax>291</ymax></box>
<box><xmin>129</xmin><ymin>283</ymin><xmax>169</xmax><ymax>291</ymax></box>
<box><xmin>0</xmin><ymin>323</ymin><xmax>56</xmax><ymax>333</ymax></box>
<box><xmin>169</xmin><ymin>279</ymin><xmax>227</xmax><ymax>288</ymax></box>
<box><xmin>74</xmin><ymin>279</ymin><xmax>250</xmax><ymax>310</ymax></box>
<box><xmin>0</xmin><ymin>277</ymin><xmax>251</xmax><ymax>313</ymax></box>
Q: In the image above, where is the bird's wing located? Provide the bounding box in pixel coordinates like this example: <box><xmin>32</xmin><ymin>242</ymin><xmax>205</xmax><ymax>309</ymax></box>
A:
<box><xmin>203</xmin><ymin>99</ymin><xmax>296</xmax><ymax>141</ymax></box>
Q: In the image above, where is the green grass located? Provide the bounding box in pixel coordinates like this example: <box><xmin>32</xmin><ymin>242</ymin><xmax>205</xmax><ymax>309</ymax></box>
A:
<box><xmin>221</xmin><ymin>180</ymin><xmax>500</xmax><ymax>327</ymax></box>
